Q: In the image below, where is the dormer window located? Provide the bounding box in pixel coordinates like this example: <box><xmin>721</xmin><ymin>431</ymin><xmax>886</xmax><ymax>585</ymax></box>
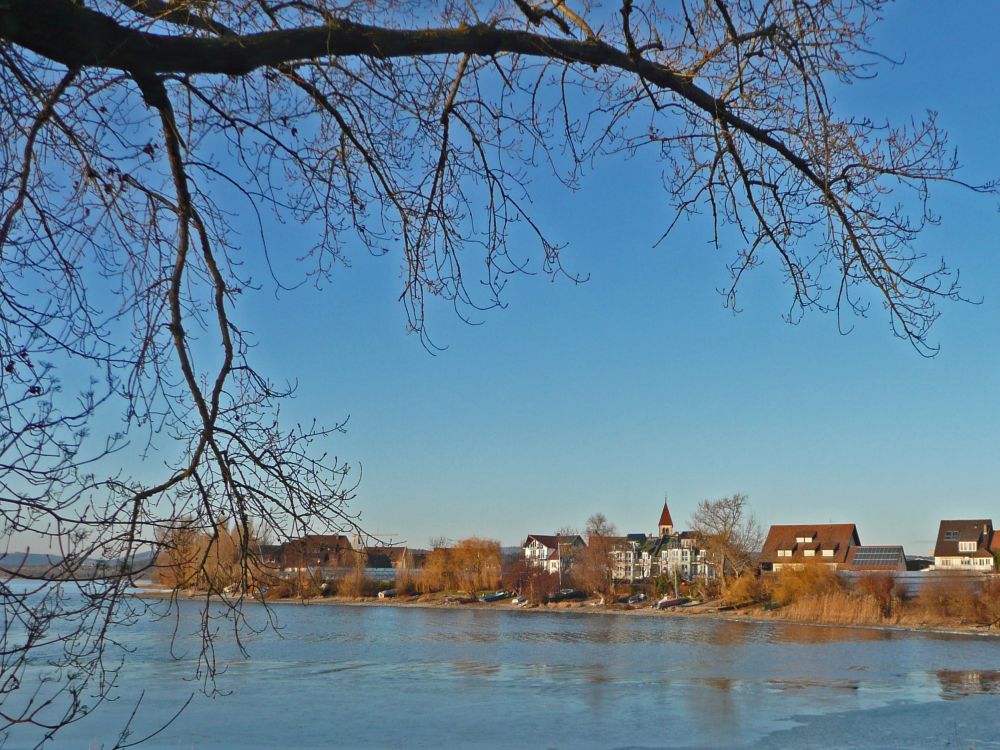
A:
<box><xmin>795</xmin><ymin>534</ymin><xmax>815</xmax><ymax>543</ymax></box>
<box><xmin>959</xmin><ymin>541</ymin><xmax>976</xmax><ymax>553</ymax></box>
<box><xmin>777</xmin><ymin>549</ymin><xmax>793</xmax><ymax>557</ymax></box>
<box><xmin>821</xmin><ymin>549</ymin><xmax>835</xmax><ymax>557</ymax></box>
<box><xmin>803</xmin><ymin>549</ymin><xmax>815</xmax><ymax>557</ymax></box>
<box><xmin>944</xmin><ymin>531</ymin><xmax>959</xmax><ymax>541</ymax></box>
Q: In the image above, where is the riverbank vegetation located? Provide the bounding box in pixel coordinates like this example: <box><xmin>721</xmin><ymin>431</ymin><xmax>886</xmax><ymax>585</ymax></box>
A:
<box><xmin>723</xmin><ymin>565</ymin><xmax>1000</xmax><ymax>629</ymax></box>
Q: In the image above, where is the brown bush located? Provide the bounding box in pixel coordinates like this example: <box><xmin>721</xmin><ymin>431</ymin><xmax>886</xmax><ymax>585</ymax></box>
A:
<box><xmin>337</xmin><ymin>569</ymin><xmax>372</xmax><ymax>598</ymax></box>
<box><xmin>855</xmin><ymin>573</ymin><xmax>897</xmax><ymax>617</ymax></box>
<box><xmin>979</xmin><ymin>578</ymin><xmax>1000</xmax><ymax>627</ymax></box>
<box><xmin>911</xmin><ymin>577</ymin><xmax>988</xmax><ymax>625</ymax></box>
<box><xmin>771</xmin><ymin>564</ymin><xmax>843</xmax><ymax>606</ymax></box>
<box><xmin>782</xmin><ymin>590</ymin><xmax>886</xmax><ymax>625</ymax></box>
<box><xmin>722</xmin><ymin>573</ymin><xmax>770</xmax><ymax>607</ymax></box>
<box><xmin>689</xmin><ymin>575</ymin><xmax>721</xmax><ymax>601</ymax></box>
<box><xmin>263</xmin><ymin>579</ymin><xmax>293</xmax><ymax>599</ymax></box>
<box><xmin>395</xmin><ymin>570</ymin><xmax>417</xmax><ymax>596</ymax></box>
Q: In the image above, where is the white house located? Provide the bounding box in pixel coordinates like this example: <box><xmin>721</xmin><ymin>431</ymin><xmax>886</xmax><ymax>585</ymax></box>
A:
<box><xmin>522</xmin><ymin>534</ymin><xmax>586</xmax><ymax>576</ymax></box>
<box><xmin>933</xmin><ymin>520</ymin><xmax>997</xmax><ymax>571</ymax></box>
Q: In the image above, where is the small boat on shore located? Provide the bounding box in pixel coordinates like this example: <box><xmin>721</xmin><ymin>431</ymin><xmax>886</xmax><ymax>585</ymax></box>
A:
<box><xmin>656</xmin><ymin>595</ymin><xmax>689</xmax><ymax>609</ymax></box>
<box><xmin>479</xmin><ymin>590</ymin><xmax>509</xmax><ymax>603</ymax></box>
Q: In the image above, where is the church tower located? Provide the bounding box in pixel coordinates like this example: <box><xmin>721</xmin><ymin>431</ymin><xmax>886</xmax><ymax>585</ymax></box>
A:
<box><xmin>657</xmin><ymin>499</ymin><xmax>674</xmax><ymax>537</ymax></box>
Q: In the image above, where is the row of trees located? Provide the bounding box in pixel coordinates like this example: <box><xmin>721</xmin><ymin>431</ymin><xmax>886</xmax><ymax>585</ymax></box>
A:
<box><xmin>151</xmin><ymin>494</ymin><xmax>763</xmax><ymax>600</ymax></box>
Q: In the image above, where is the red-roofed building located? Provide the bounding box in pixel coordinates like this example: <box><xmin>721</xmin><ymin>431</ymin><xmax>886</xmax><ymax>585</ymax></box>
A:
<box><xmin>760</xmin><ymin>524</ymin><xmax>860</xmax><ymax>572</ymax></box>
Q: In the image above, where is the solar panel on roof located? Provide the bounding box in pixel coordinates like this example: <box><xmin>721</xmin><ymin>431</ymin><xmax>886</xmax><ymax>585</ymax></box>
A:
<box><xmin>851</xmin><ymin>546</ymin><xmax>903</xmax><ymax>564</ymax></box>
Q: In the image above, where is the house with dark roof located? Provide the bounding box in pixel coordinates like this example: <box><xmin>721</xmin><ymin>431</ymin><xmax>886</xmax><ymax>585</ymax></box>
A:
<box><xmin>759</xmin><ymin>524</ymin><xmax>860</xmax><ymax>572</ymax></box>
<box><xmin>933</xmin><ymin>520</ymin><xmax>997</xmax><ymax>571</ymax></box>
<box><xmin>279</xmin><ymin>534</ymin><xmax>354</xmax><ymax>571</ymax></box>
<box><xmin>522</xmin><ymin>534</ymin><xmax>586</xmax><ymax>576</ymax></box>
<box><xmin>364</xmin><ymin>546</ymin><xmax>426</xmax><ymax>570</ymax></box>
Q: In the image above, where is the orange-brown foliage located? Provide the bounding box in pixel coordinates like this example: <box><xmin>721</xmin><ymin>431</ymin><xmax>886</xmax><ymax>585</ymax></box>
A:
<box><xmin>722</xmin><ymin>573</ymin><xmax>769</xmax><ymax>607</ymax></box>
<box><xmin>416</xmin><ymin>537</ymin><xmax>502</xmax><ymax>593</ymax></box>
<box><xmin>771</xmin><ymin>563</ymin><xmax>844</xmax><ymax>606</ymax></box>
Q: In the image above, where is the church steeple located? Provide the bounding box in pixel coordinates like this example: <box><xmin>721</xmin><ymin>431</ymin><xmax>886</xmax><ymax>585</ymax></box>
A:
<box><xmin>657</xmin><ymin>498</ymin><xmax>674</xmax><ymax>537</ymax></box>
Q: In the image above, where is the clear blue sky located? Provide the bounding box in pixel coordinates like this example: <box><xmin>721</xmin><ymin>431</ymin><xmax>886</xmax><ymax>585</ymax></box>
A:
<box><xmin>23</xmin><ymin>3</ymin><xmax>1000</xmax><ymax>557</ymax></box>
<box><xmin>235</xmin><ymin>2</ymin><xmax>995</xmax><ymax>555</ymax></box>
<box><xmin>248</xmin><ymin>3</ymin><xmax>999</xmax><ymax>555</ymax></box>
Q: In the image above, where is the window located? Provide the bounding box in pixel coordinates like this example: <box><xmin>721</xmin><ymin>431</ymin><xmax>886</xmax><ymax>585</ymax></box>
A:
<box><xmin>959</xmin><ymin>541</ymin><xmax>976</xmax><ymax>552</ymax></box>
<box><xmin>803</xmin><ymin>549</ymin><xmax>815</xmax><ymax>557</ymax></box>
<box><xmin>777</xmin><ymin>549</ymin><xmax>792</xmax><ymax>558</ymax></box>
<box><xmin>944</xmin><ymin>531</ymin><xmax>959</xmax><ymax>541</ymax></box>
<box><xmin>795</xmin><ymin>534</ymin><xmax>815</xmax><ymax>543</ymax></box>
<box><xmin>822</xmin><ymin>549</ymin><xmax>835</xmax><ymax>557</ymax></box>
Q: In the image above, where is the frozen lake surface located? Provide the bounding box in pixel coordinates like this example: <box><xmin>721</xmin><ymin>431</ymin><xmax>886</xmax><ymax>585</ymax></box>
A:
<box><xmin>10</xmin><ymin>598</ymin><xmax>1000</xmax><ymax>748</ymax></box>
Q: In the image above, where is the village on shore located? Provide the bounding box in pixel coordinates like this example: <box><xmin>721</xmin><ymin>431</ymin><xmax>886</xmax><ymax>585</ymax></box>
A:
<box><xmin>158</xmin><ymin>499</ymin><xmax>1000</xmax><ymax>631</ymax></box>
<box><xmin>251</xmin><ymin>500</ymin><xmax>996</xmax><ymax>585</ymax></box>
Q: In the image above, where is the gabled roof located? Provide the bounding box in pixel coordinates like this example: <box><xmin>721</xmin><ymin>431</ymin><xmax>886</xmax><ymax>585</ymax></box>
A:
<box><xmin>522</xmin><ymin>534</ymin><xmax>585</xmax><ymax>551</ymax></box>
<box><xmin>933</xmin><ymin>519</ymin><xmax>994</xmax><ymax>559</ymax></box>
<box><xmin>658</xmin><ymin>503</ymin><xmax>674</xmax><ymax>528</ymax></box>
<box><xmin>290</xmin><ymin>534</ymin><xmax>353</xmax><ymax>551</ymax></box>
<box><xmin>760</xmin><ymin>524</ymin><xmax>860</xmax><ymax>566</ymax></box>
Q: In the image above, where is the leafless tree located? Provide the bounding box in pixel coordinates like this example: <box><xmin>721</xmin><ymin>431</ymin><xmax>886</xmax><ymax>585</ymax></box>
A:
<box><xmin>690</xmin><ymin>492</ymin><xmax>764</xmax><ymax>588</ymax></box>
<box><xmin>573</xmin><ymin>513</ymin><xmax>618</xmax><ymax>596</ymax></box>
<box><xmin>0</xmin><ymin>0</ymin><xmax>992</xmax><ymax>742</ymax></box>
<box><xmin>584</xmin><ymin>513</ymin><xmax>618</xmax><ymax>541</ymax></box>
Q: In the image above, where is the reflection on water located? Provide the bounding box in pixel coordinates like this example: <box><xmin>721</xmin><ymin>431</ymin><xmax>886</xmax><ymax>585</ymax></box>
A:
<box><xmin>937</xmin><ymin>670</ymin><xmax>1000</xmax><ymax>700</ymax></box>
<box><xmin>765</xmin><ymin>678</ymin><xmax>860</xmax><ymax>692</ymax></box>
<box><xmin>13</xmin><ymin>602</ymin><xmax>1000</xmax><ymax>749</ymax></box>
<box><xmin>764</xmin><ymin>620</ymin><xmax>893</xmax><ymax>645</ymax></box>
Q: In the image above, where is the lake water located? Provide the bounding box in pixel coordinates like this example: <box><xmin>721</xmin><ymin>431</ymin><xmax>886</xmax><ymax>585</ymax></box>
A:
<box><xmin>8</xmin><ymin>598</ymin><xmax>1000</xmax><ymax>748</ymax></box>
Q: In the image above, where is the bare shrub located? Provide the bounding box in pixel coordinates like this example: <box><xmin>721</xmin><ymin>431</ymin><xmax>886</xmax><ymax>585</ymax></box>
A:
<box><xmin>337</xmin><ymin>569</ymin><xmax>372</xmax><ymax>598</ymax></box>
<box><xmin>782</xmin><ymin>590</ymin><xmax>885</xmax><ymax>625</ymax></box>
<box><xmin>855</xmin><ymin>573</ymin><xmax>897</xmax><ymax>617</ymax></box>
<box><xmin>771</xmin><ymin>564</ymin><xmax>844</xmax><ymax>606</ymax></box>
<box><xmin>978</xmin><ymin>578</ymin><xmax>1000</xmax><ymax>627</ymax></box>
<box><xmin>395</xmin><ymin>570</ymin><xmax>417</xmax><ymax>596</ymax></box>
<box><xmin>722</xmin><ymin>573</ymin><xmax>770</xmax><ymax>607</ymax></box>
<box><xmin>690</xmin><ymin>576</ymin><xmax>722</xmax><ymax>601</ymax></box>
<box><xmin>911</xmin><ymin>577</ymin><xmax>983</xmax><ymax>624</ymax></box>
<box><xmin>263</xmin><ymin>580</ymin><xmax>293</xmax><ymax>600</ymax></box>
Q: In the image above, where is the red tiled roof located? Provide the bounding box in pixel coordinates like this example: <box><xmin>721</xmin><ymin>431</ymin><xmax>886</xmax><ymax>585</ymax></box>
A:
<box><xmin>658</xmin><ymin>503</ymin><xmax>673</xmax><ymax>528</ymax></box>
<box><xmin>760</xmin><ymin>524</ymin><xmax>860</xmax><ymax>566</ymax></box>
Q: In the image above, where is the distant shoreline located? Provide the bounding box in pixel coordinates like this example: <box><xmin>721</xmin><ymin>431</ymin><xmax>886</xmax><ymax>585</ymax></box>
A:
<box><xmin>131</xmin><ymin>588</ymin><xmax>1000</xmax><ymax>640</ymax></box>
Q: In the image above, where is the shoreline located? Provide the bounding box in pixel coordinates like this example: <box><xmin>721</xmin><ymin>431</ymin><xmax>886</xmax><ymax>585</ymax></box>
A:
<box><xmin>132</xmin><ymin>588</ymin><xmax>1000</xmax><ymax>640</ymax></box>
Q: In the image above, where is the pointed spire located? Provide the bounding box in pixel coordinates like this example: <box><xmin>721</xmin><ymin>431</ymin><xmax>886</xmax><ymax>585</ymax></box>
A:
<box><xmin>658</xmin><ymin>498</ymin><xmax>673</xmax><ymax>534</ymax></box>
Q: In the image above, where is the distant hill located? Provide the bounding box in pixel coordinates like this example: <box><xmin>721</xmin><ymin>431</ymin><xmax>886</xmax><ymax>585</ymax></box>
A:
<box><xmin>0</xmin><ymin>549</ymin><xmax>158</xmax><ymax>578</ymax></box>
<box><xmin>0</xmin><ymin>552</ymin><xmax>64</xmax><ymax>569</ymax></box>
